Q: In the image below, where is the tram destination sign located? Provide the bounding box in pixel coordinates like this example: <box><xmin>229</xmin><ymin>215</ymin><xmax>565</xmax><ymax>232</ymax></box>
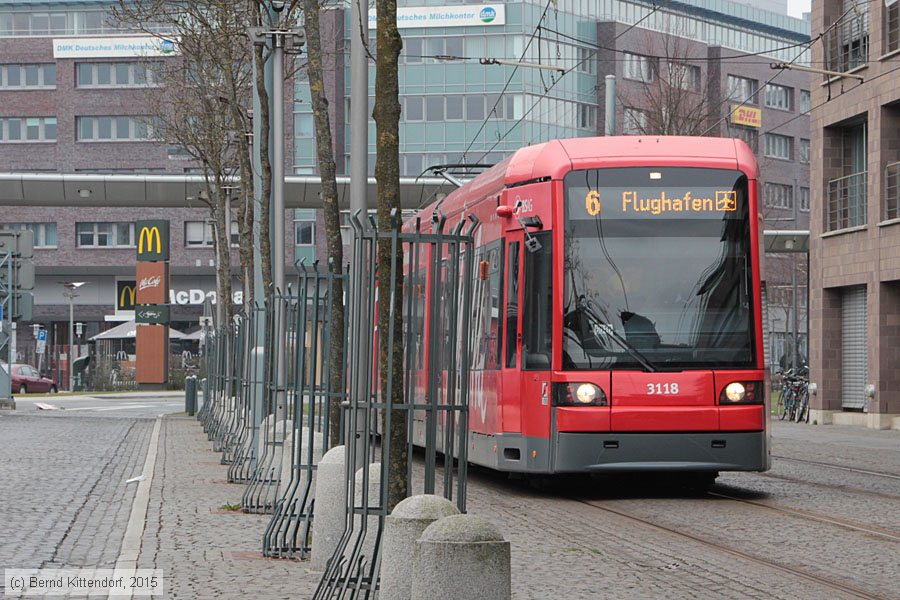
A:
<box><xmin>583</xmin><ymin>188</ymin><xmax>739</xmax><ymax>218</ymax></box>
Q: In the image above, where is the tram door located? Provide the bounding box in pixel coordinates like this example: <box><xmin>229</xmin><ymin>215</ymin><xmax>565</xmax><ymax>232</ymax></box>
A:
<box><xmin>500</xmin><ymin>235</ymin><xmax>523</xmax><ymax>432</ymax></box>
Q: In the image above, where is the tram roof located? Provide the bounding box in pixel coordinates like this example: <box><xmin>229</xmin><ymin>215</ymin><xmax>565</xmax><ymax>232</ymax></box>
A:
<box><xmin>502</xmin><ymin>136</ymin><xmax>758</xmax><ymax>186</ymax></box>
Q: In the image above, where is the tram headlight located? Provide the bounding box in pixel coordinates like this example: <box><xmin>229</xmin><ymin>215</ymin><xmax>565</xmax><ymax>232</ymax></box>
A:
<box><xmin>724</xmin><ymin>382</ymin><xmax>745</xmax><ymax>402</ymax></box>
<box><xmin>720</xmin><ymin>381</ymin><xmax>763</xmax><ymax>404</ymax></box>
<box><xmin>555</xmin><ymin>383</ymin><xmax>607</xmax><ymax>406</ymax></box>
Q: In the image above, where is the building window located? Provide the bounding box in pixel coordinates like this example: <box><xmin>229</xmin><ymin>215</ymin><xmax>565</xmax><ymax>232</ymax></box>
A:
<box><xmin>732</xmin><ymin>125</ymin><xmax>759</xmax><ymax>153</ymax></box>
<box><xmin>296</xmin><ymin>113</ymin><xmax>314</xmax><ymax>138</ymax></box>
<box><xmin>295</xmin><ymin>220</ymin><xmax>315</xmax><ymax>246</ymax></box>
<box><xmin>885</xmin><ymin>161</ymin><xmax>900</xmax><ymax>221</ymax></box>
<box><xmin>665</xmin><ymin>61</ymin><xmax>700</xmax><ymax>91</ymax></box>
<box><xmin>184</xmin><ymin>221</ymin><xmax>238</xmax><ymax>247</ymax></box>
<box><xmin>726</xmin><ymin>75</ymin><xmax>758</xmax><ymax>104</ymax></box>
<box><xmin>799</xmin><ymin>138</ymin><xmax>810</xmax><ymax>164</ymax></box>
<box><xmin>404</xmin><ymin>96</ymin><xmax>424</xmax><ymax>121</ymax></box>
<box><xmin>76</xmin><ymin>116</ymin><xmax>153</xmax><ymax>141</ymax></box>
<box><xmin>799</xmin><ymin>89</ymin><xmax>811</xmax><ymax>114</ymax></box>
<box><xmin>827</xmin><ymin>121</ymin><xmax>867</xmax><ymax>231</ymax></box>
<box><xmin>888</xmin><ymin>2</ymin><xmax>900</xmax><ymax>54</ymax></box>
<box><xmin>623</xmin><ymin>107</ymin><xmax>648</xmax><ymax>135</ymax></box>
<box><xmin>0</xmin><ymin>64</ymin><xmax>56</xmax><ymax>89</ymax></box>
<box><xmin>0</xmin><ymin>117</ymin><xmax>56</xmax><ymax>142</ymax></box>
<box><xmin>76</xmin><ymin>222</ymin><xmax>135</xmax><ymax>248</ymax></box>
<box><xmin>403</xmin><ymin>38</ymin><xmax>422</xmax><ymax>64</ymax></box>
<box><xmin>764</xmin><ymin>133</ymin><xmax>792</xmax><ymax>160</ymax></box>
<box><xmin>825</xmin><ymin>0</ymin><xmax>868</xmax><ymax>72</ymax></box>
<box><xmin>765</xmin><ymin>182</ymin><xmax>794</xmax><ymax>209</ymax></box>
<box><xmin>577</xmin><ymin>104</ymin><xmax>597</xmax><ymax>129</ymax></box>
<box><xmin>764</xmin><ymin>83</ymin><xmax>792</xmax><ymax>111</ymax></box>
<box><xmin>445</xmin><ymin>95</ymin><xmax>463</xmax><ymax>121</ymax></box>
<box><xmin>623</xmin><ymin>52</ymin><xmax>656</xmax><ymax>82</ymax></box>
<box><xmin>577</xmin><ymin>46</ymin><xmax>595</xmax><ymax>75</ymax></box>
<box><xmin>0</xmin><ymin>223</ymin><xmax>57</xmax><ymax>247</ymax></box>
<box><xmin>75</xmin><ymin>61</ymin><xmax>161</xmax><ymax>88</ymax></box>
<box><xmin>799</xmin><ymin>187</ymin><xmax>810</xmax><ymax>212</ymax></box>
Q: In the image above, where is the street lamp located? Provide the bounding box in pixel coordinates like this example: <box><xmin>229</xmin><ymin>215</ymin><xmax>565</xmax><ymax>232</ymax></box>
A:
<box><xmin>61</xmin><ymin>281</ymin><xmax>86</xmax><ymax>391</ymax></box>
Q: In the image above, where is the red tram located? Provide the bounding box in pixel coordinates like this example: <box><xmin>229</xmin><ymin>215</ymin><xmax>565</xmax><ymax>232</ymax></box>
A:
<box><xmin>406</xmin><ymin>136</ymin><xmax>769</xmax><ymax>477</ymax></box>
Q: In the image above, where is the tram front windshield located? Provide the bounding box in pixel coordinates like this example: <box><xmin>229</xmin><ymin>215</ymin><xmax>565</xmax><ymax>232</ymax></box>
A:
<box><xmin>563</xmin><ymin>167</ymin><xmax>755</xmax><ymax>371</ymax></box>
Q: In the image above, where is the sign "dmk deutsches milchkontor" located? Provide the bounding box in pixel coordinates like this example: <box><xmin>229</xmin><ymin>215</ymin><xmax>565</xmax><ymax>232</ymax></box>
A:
<box><xmin>136</xmin><ymin>220</ymin><xmax>170</xmax><ymax>262</ymax></box>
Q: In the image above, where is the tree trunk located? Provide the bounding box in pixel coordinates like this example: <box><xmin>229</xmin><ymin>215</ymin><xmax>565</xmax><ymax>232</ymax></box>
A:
<box><xmin>374</xmin><ymin>0</ymin><xmax>406</xmax><ymax>511</ymax></box>
<box><xmin>303</xmin><ymin>0</ymin><xmax>346</xmax><ymax>448</ymax></box>
<box><xmin>208</xmin><ymin>181</ymin><xmax>234</xmax><ymax>326</ymax></box>
<box><xmin>255</xmin><ymin>40</ymin><xmax>274</xmax><ymax>298</ymax></box>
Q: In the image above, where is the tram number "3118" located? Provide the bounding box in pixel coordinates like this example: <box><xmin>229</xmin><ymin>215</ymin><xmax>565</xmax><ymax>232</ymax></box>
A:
<box><xmin>647</xmin><ymin>383</ymin><xmax>679</xmax><ymax>395</ymax></box>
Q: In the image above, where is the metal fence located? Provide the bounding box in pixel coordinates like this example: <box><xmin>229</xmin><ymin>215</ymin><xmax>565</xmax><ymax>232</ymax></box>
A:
<box><xmin>262</xmin><ymin>264</ymin><xmax>345</xmax><ymax>556</ymax></box>
<box><xmin>313</xmin><ymin>210</ymin><xmax>477</xmax><ymax>599</ymax></box>
<box><xmin>197</xmin><ymin>209</ymin><xmax>477</xmax><ymax>598</ymax></box>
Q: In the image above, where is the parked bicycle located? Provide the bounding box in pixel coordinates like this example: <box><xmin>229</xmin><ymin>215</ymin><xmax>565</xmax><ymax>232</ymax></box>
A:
<box><xmin>776</xmin><ymin>366</ymin><xmax>809</xmax><ymax>423</ymax></box>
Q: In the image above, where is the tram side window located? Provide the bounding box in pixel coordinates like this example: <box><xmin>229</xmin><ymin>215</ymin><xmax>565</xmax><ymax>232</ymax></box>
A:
<box><xmin>505</xmin><ymin>241</ymin><xmax>520</xmax><ymax>368</ymax></box>
<box><xmin>523</xmin><ymin>232</ymin><xmax>553</xmax><ymax>369</ymax></box>
<box><xmin>486</xmin><ymin>243</ymin><xmax>504</xmax><ymax>370</ymax></box>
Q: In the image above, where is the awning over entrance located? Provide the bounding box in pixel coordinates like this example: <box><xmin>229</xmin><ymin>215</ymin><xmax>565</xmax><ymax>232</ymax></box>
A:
<box><xmin>90</xmin><ymin>320</ymin><xmax>187</xmax><ymax>341</ymax></box>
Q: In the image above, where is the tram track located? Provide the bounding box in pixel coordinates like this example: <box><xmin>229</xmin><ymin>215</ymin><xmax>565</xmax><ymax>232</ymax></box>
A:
<box><xmin>755</xmin><ymin>470</ymin><xmax>900</xmax><ymax>501</ymax></box>
<box><xmin>706</xmin><ymin>490</ymin><xmax>900</xmax><ymax>542</ymax></box>
<box><xmin>772</xmin><ymin>455</ymin><xmax>900</xmax><ymax>481</ymax></box>
<box><xmin>576</xmin><ymin>498</ymin><xmax>891</xmax><ymax>600</ymax></box>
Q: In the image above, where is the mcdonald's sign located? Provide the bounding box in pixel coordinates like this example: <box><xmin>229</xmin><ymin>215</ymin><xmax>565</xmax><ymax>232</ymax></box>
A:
<box><xmin>117</xmin><ymin>280</ymin><xmax>137</xmax><ymax>311</ymax></box>
<box><xmin>136</xmin><ymin>220</ymin><xmax>169</xmax><ymax>261</ymax></box>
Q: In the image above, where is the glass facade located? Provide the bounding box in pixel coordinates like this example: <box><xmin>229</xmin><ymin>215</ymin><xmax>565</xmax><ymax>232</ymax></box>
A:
<box><xmin>293</xmin><ymin>0</ymin><xmax>810</xmax><ymax>177</ymax></box>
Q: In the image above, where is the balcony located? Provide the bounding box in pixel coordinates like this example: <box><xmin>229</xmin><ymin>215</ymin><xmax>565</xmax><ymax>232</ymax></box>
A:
<box><xmin>886</xmin><ymin>162</ymin><xmax>900</xmax><ymax>222</ymax></box>
<box><xmin>827</xmin><ymin>171</ymin><xmax>867</xmax><ymax>231</ymax></box>
<box><xmin>823</xmin><ymin>17</ymin><xmax>868</xmax><ymax>73</ymax></box>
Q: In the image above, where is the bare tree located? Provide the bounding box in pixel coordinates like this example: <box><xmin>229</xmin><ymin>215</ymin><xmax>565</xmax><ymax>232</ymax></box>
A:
<box><xmin>301</xmin><ymin>0</ymin><xmax>345</xmax><ymax>447</ymax></box>
<box><xmin>373</xmin><ymin>0</ymin><xmax>407</xmax><ymax>510</ymax></box>
<box><xmin>617</xmin><ymin>28</ymin><xmax>720</xmax><ymax>136</ymax></box>
<box><xmin>114</xmin><ymin>1</ymin><xmax>257</xmax><ymax>317</ymax></box>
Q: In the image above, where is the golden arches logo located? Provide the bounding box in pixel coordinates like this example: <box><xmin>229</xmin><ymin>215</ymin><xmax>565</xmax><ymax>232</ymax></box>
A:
<box><xmin>138</xmin><ymin>226</ymin><xmax>162</xmax><ymax>254</ymax></box>
<box><xmin>119</xmin><ymin>285</ymin><xmax>136</xmax><ymax>309</ymax></box>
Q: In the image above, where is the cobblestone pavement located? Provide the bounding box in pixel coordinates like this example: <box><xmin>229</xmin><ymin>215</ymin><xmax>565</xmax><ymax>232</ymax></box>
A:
<box><xmin>136</xmin><ymin>417</ymin><xmax>321</xmax><ymax>599</ymax></box>
<box><xmin>462</xmin><ymin>420</ymin><xmax>900</xmax><ymax>600</ymax></box>
<box><xmin>0</xmin><ymin>412</ymin><xmax>152</xmax><ymax>596</ymax></box>
<box><xmin>2</xmin><ymin>407</ymin><xmax>897</xmax><ymax>600</ymax></box>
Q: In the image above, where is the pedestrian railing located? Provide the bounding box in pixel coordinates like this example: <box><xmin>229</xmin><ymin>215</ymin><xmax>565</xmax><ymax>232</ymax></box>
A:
<box><xmin>262</xmin><ymin>263</ymin><xmax>345</xmax><ymax>557</ymax></box>
<box><xmin>196</xmin><ymin>209</ymin><xmax>476</xmax><ymax>599</ymax></box>
<box><xmin>314</xmin><ymin>210</ymin><xmax>477</xmax><ymax>599</ymax></box>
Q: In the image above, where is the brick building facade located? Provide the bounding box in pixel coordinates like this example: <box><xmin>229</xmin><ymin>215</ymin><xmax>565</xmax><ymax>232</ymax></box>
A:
<box><xmin>808</xmin><ymin>0</ymin><xmax>900</xmax><ymax>429</ymax></box>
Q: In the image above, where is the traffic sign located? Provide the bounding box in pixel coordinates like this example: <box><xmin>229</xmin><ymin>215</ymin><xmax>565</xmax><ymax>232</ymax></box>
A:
<box><xmin>37</xmin><ymin>329</ymin><xmax>47</xmax><ymax>342</ymax></box>
<box><xmin>36</xmin><ymin>339</ymin><xmax>46</xmax><ymax>355</ymax></box>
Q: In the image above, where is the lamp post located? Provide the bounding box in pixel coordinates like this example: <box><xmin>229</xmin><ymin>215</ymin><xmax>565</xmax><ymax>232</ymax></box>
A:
<box><xmin>61</xmin><ymin>282</ymin><xmax>85</xmax><ymax>391</ymax></box>
<box><xmin>248</xmin><ymin>9</ymin><xmax>304</xmax><ymax>420</ymax></box>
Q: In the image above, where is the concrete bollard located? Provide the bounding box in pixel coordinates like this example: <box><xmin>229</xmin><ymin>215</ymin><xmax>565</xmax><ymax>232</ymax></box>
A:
<box><xmin>278</xmin><ymin>427</ymin><xmax>325</xmax><ymax>493</ymax></box>
<box><xmin>411</xmin><ymin>514</ymin><xmax>511</xmax><ymax>600</ymax></box>
<box><xmin>352</xmin><ymin>463</ymin><xmax>382</xmax><ymax>566</ymax></box>
<box><xmin>310</xmin><ymin>446</ymin><xmax>347</xmax><ymax>571</ymax></box>
<box><xmin>380</xmin><ymin>495</ymin><xmax>460</xmax><ymax>600</ymax></box>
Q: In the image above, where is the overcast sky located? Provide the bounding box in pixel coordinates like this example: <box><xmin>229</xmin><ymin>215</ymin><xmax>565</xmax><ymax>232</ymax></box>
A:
<box><xmin>787</xmin><ymin>0</ymin><xmax>812</xmax><ymax>18</ymax></box>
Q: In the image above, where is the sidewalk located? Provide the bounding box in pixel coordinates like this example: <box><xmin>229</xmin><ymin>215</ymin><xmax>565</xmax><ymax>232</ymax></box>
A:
<box><xmin>137</xmin><ymin>416</ymin><xmax>899</xmax><ymax>600</ymax></box>
<box><xmin>136</xmin><ymin>417</ymin><xmax>321</xmax><ymax>599</ymax></box>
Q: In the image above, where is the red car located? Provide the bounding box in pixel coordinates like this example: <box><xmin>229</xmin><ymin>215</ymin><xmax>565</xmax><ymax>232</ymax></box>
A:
<box><xmin>10</xmin><ymin>364</ymin><xmax>58</xmax><ymax>394</ymax></box>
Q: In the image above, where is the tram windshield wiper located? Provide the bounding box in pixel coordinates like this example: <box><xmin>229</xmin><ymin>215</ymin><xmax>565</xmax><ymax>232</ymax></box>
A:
<box><xmin>578</xmin><ymin>297</ymin><xmax>658</xmax><ymax>373</ymax></box>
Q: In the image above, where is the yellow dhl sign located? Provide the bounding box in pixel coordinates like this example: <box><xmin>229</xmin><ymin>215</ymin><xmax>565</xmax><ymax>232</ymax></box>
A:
<box><xmin>731</xmin><ymin>104</ymin><xmax>761</xmax><ymax>128</ymax></box>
